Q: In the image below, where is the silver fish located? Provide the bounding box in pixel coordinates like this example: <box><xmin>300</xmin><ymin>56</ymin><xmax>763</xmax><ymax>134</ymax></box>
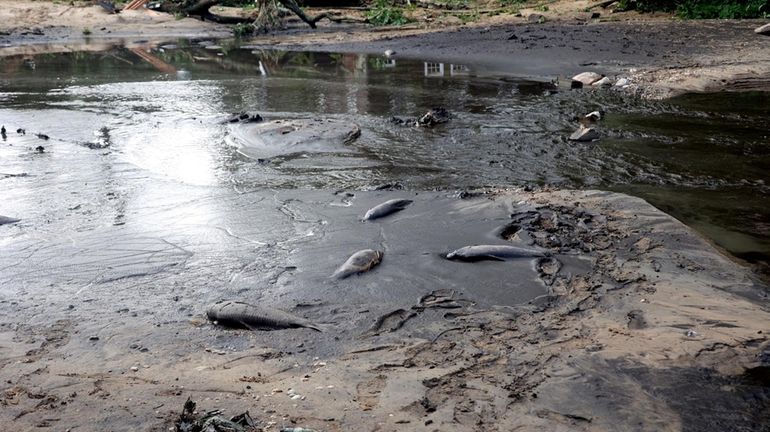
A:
<box><xmin>446</xmin><ymin>245</ymin><xmax>547</xmax><ymax>262</ymax></box>
<box><xmin>206</xmin><ymin>300</ymin><xmax>321</xmax><ymax>332</ymax></box>
<box><xmin>363</xmin><ymin>199</ymin><xmax>413</xmax><ymax>221</ymax></box>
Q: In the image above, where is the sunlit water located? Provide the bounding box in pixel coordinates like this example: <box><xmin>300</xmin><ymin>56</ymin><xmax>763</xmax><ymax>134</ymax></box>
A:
<box><xmin>1</xmin><ymin>40</ymin><xmax>768</xmax><ymax>277</ymax></box>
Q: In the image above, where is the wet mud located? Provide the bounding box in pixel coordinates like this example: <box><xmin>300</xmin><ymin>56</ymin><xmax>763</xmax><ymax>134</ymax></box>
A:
<box><xmin>1</xmin><ymin>41</ymin><xmax>770</xmax><ymax>431</ymax></box>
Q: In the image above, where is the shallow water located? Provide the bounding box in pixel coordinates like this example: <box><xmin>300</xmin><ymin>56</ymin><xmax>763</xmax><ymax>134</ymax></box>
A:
<box><xmin>1</xmin><ymin>40</ymin><xmax>768</xmax><ymax>284</ymax></box>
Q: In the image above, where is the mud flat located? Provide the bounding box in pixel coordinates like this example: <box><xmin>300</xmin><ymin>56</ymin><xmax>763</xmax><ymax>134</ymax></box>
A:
<box><xmin>1</xmin><ymin>188</ymin><xmax>768</xmax><ymax>431</ymax></box>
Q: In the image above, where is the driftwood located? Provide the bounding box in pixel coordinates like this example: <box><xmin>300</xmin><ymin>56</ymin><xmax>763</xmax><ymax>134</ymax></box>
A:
<box><xmin>155</xmin><ymin>0</ymin><xmax>349</xmax><ymax>29</ymax></box>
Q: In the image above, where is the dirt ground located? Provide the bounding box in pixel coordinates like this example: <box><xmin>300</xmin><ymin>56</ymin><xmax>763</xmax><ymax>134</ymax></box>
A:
<box><xmin>1</xmin><ymin>1</ymin><xmax>770</xmax><ymax>431</ymax></box>
<box><xmin>2</xmin><ymin>188</ymin><xmax>769</xmax><ymax>431</ymax></box>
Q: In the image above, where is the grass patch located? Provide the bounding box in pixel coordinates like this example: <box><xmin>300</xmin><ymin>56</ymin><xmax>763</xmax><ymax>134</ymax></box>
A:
<box><xmin>617</xmin><ymin>0</ymin><xmax>768</xmax><ymax>18</ymax></box>
<box><xmin>366</xmin><ymin>0</ymin><xmax>411</xmax><ymax>25</ymax></box>
<box><xmin>233</xmin><ymin>22</ymin><xmax>253</xmax><ymax>37</ymax></box>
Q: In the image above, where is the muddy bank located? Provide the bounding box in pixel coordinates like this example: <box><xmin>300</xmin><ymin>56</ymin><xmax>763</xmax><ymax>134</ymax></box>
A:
<box><xmin>2</xmin><ymin>1</ymin><xmax>770</xmax><ymax>98</ymax></box>
<box><xmin>243</xmin><ymin>19</ymin><xmax>770</xmax><ymax>99</ymax></box>
<box><xmin>1</xmin><ymin>188</ymin><xmax>768</xmax><ymax>431</ymax></box>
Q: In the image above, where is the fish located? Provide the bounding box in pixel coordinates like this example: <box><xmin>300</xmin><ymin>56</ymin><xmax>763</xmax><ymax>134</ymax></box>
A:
<box><xmin>332</xmin><ymin>249</ymin><xmax>383</xmax><ymax>279</ymax></box>
<box><xmin>445</xmin><ymin>245</ymin><xmax>548</xmax><ymax>262</ymax></box>
<box><xmin>363</xmin><ymin>199</ymin><xmax>413</xmax><ymax>221</ymax></box>
<box><xmin>206</xmin><ymin>300</ymin><xmax>321</xmax><ymax>332</ymax></box>
<box><xmin>0</xmin><ymin>216</ymin><xmax>20</xmax><ymax>226</ymax></box>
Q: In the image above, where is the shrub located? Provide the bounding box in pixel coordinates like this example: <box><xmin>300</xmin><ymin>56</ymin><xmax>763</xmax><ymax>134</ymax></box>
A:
<box><xmin>617</xmin><ymin>0</ymin><xmax>768</xmax><ymax>18</ymax></box>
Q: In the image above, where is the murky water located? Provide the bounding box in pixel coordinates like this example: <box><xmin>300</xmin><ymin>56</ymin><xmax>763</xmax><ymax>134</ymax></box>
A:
<box><xmin>1</xmin><ymin>40</ymin><xmax>768</xmax><ymax>282</ymax></box>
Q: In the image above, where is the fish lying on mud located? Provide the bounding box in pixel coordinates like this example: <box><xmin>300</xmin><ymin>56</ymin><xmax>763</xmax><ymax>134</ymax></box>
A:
<box><xmin>332</xmin><ymin>249</ymin><xmax>384</xmax><ymax>279</ymax></box>
<box><xmin>206</xmin><ymin>300</ymin><xmax>321</xmax><ymax>332</ymax></box>
<box><xmin>363</xmin><ymin>199</ymin><xmax>413</xmax><ymax>221</ymax></box>
<box><xmin>445</xmin><ymin>244</ymin><xmax>548</xmax><ymax>262</ymax></box>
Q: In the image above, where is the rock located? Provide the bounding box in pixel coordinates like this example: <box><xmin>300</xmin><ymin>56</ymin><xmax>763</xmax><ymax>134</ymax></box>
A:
<box><xmin>569</xmin><ymin>127</ymin><xmax>600</xmax><ymax>142</ymax></box>
<box><xmin>578</xmin><ymin>11</ymin><xmax>601</xmax><ymax>20</ymax></box>
<box><xmin>755</xmin><ymin>23</ymin><xmax>770</xmax><ymax>35</ymax></box>
<box><xmin>592</xmin><ymin>76</ymin><xmax>612</xmax><ymax>87</ymax></box>
<box><xmin>527</xmin><ymin>13</ymin><xmax>546</xmax><ymax>23</ymax></box>
<box><xmin>614</xmin><ymin>77</ymin><xmax>629</xmax><ymax>87</ymax></box>
<box><xmin>572</xmin><ymin>71</ymin><xmax>603</xmax><ymax>86</ymax></box>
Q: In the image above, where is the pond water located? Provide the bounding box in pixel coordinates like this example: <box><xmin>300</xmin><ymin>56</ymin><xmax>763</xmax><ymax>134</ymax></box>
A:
<box><xmin>1</xmin><ymin>40</ymin><xmax>768</xmax><ymax>283</ymax></box>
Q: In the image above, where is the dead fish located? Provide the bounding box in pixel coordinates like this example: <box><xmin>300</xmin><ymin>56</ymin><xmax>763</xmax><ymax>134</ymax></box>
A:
<box><xmin>332</xmin><ymin>249</ymin><xmax>383</xmax><ymax>279</ymax></box>
<box><xmin>0</xmin><ymin>215</ymin><xmax>21</xmax><ymax>226</ymax></box>
<box><xmin>446</xmin><ymin>245</ymin><xmax>547</xmax><ymax>262</ymax></box>
<box><xmin>206</xmin><ymin>300</ymin><xmax>321</xmax><ymax>332</ymax></box>
<box><xmin>363</xmin><ymin>199</ymin><xmax>413</xmax><ymax>221</ymax></box>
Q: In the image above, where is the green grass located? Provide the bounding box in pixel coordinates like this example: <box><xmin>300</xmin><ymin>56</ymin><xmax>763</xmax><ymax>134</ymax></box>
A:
<box><xmin>617</xmin><ymin>0</ymin><xmax>768</xmax><ymax>18</ymax></box>
<box><xmin>366</xmin><ymin>0</ymin><xmax>411</xmax><ymax>26</ymax></box>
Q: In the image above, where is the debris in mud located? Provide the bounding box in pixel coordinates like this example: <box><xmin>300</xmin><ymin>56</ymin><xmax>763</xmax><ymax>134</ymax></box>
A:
<box><xmin>16</xmin><ymin>128</ymin><xmax>26</xmax><ymax>135</ymax></box>
<box><xmin>508</xmin><ymin>205</ymin><xmax>610</xmax><ymax>254</ymax></box>
<box><xmin>569</xmin><ymin>126</ymin><xmax>600</xmax><ymax>142</ymax></box>
<box><xmin>36</xmin><ymin>133</ymin><xmax>49</xmax><ymax>140</ymax></box>
<box><xmin>367</xmin><ymin>289</ymin><xmax>473</xmax><ymax>335</ymax></box>
<box><xmin>1</xmin><ymin>126</ymin><xmax>6</xmax><ymax>140</ymax></box>
<box><xmin>391</xmin><ymin>107</ymin><xmax>451</xmax><ymax>128</ymax></box>
<box><xmin>225</xmin><ymin>112</ymin><xmax>263</xmax><ymax>124</ymax></box>
<box><xmin>35</xmin><ymin>146</ymin><xmax>45</xmax><ymax>153</ymax></box>
<box><xmin>626</xmin><ymin>309</ymin><xmax>647</xmax><ymax>329</ymax></box>
<box><xmin>175</xmin><ymin>397</ymin><xmax>258</xmax><ymax>432</ymax></box>
<box><xmin>384</xmin><ymin>49</ymin><xmax>396</xmax><ymax>57</ymax></box>
<box><xmin>535</xmin><ymin>256</ymin><xmax>562</xmax><ymax>285</ymax></box>
<box><xmin>332</xmin><ymin>249</ymin><xmax>383</xmax><ymax>279</ymax></box>
<box><xmin>417</xmin><ymin>107</ymin><xmax>450</xmax><ymax>128</ymax></box>
<box><xmin>206</xmin><ymin>300</ymin><xmax>321</xmax><ymax>332</ymax></box>
<box><xmin>84</xmin><ymin>126</ymin><xmax>111</xmax><ymax>149</ymax></box>
<box><xmin>755</xmin><ymin>23</ymin><xmax>770</xmax><ymax>35</ymax></box>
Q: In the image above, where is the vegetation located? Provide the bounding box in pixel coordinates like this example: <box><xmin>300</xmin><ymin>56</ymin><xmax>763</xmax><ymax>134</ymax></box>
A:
<box><xmin>232</xmin><ymin>22</ymin><xmax>254</xmax><ymax>36</ymax></box>
<box><xmin>366</xmin><ymin>0</ymin><xmax>411</xmax><ymax>25</ymax></box>
<box><xmin>617</xmin><ymin>0</ymin><xmax>768</xmax><ymax>18</ymax></box>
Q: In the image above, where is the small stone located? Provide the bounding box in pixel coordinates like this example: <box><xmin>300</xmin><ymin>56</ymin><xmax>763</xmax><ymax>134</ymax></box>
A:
<box><xmin>572</xmin><ymin>71</ymin><xmax>603</xmax><ymax>85</ymax></box>
<box><xmin>592</xmin><ymin>76</ymin><xmax>612</xmax><ymax>87</ymax></box>
<box><xmin>569</xmin><ymin>127</ymin><xmax>600</xmax><ymax>142</ymax></box>
<box><xmin>685</xmin><ymin>330</ymin><xmax>698</xmax><ymax>338</ymax></box>
<box><xmin>291</xmin><ymin>394</ymin><xmax>302</xmax><ymax>400</ymax></box>
<box><xmin>755</xmin><ymin>23</ymin><xmax>770</xmax><ymax>35</ymax></box>
<box><xmin>130</xmin><ymin>366</ymin><xmax>139</xmax><ymax>372</ymax></box>
<box><xmin>384</xmin><ymin>49</ymin><xmax>395</xmax><ymax>57</ymax></box>
<box><xmin>614</xmin><ymin>78</ymin><xmax>629</xmax><ymax>87</ymax></box>
<box><xmin>527</xmin><ymin>13</ymin><xmax>546</xmax><ymax>23</ymax></box>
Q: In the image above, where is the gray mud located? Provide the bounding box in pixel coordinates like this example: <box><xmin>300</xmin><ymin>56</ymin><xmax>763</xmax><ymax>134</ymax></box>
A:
<box><xmin>1</xmin><ymin>40</ymin><xmax>770</xmax><ymax>431</ymax></box>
